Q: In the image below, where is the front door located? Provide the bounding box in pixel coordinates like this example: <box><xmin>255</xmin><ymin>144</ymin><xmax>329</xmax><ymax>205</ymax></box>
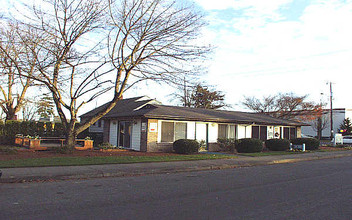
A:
<box><xmin>119</xmin><ymin>121</ymin><xmax>132</xmax><ymax>148</ymax></box>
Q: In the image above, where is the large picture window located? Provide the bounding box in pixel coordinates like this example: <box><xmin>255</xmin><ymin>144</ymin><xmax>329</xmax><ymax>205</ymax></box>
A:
<box><xmin>161</xmin><ymin>122</ymin><xmax>174</xmax><ymax>142</ymax></box>
<box><xmin>161</xmin><ymin>121</ymin><xmax>187</xmax><ymax>142</ymax></box>
<box><xmin>218</xmin><ymin>124</ymin><xmax>236</xmax><ymax>139</ymax></box>
<box><xmin>229</xmin><ymin>125</ymin><xmax>236</xmax><ymax>139</ymax></box>
<box><xmin>218</xmin><ymin>124</ymin><xmax>228</xmax><ymax>139</ymax></box>
<box><xmin>175</xmin><ymin>122</ymin><xmax>187</xmax><ymax>141</ymax></box>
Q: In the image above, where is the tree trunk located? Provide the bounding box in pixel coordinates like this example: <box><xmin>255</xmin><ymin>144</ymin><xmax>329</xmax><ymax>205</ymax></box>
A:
<box><xmin>65</xmin><ymin>128</ymin><xmax>77</xmax><ymax>152</ymax></box>
<box><xmin>5</xmin><ymin>109</ymin><xmax>16</xmax><ymax>121</ymax></box>
<box><xmin>317</xmin><ymin>117</ymin><xmax>322</xmax><ymax>140</ymax></box>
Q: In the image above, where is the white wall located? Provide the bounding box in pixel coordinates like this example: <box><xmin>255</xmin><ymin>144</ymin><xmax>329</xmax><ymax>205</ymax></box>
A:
<box><xmin>195</xmin><ymin>123</ymin><xmax>207</xmax><ymax>142</ymax></box>
<box><xmin>301</xmin><ymin>109</ymin><xmax>349</xmax><ymax>137</ymax></box>
<box><xmin>345</xmin><ymin>109</ymin><xmax>352</xmax><ymax>119</ymax></box>
<box><xmin>208</xmin><ymin>123</ymin><xmax>218</xmax><ymax>142</ymax></box>
<box><xmin>237</xmin><ymin>125</ymin><xmax>252</xmax><ymax>139</ymax></box>
<box><xmin>109</xmin><ymin>120</ymin><xmax>118</xmax><ymax>146</ymax></box>
<box><xmin>131</xmin><ymin>119</ymin><xmax>141</xmax><ymax>151</ymax></box>
<box><xmin>187</xmin><ymin>122</ymin><xmax>196</xmax><ymax>139</ymax></box>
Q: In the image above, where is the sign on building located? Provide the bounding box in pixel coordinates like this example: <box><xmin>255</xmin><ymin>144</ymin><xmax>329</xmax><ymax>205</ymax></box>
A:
<box><xmin>149</xmin><ymin>123</ymin><xmax>158</xmax><ymax>132</ymax></box>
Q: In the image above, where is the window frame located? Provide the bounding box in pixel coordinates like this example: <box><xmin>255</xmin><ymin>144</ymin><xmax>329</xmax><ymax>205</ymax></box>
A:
<box><xmin>160</xmin><ymin>121</ymin><xmax>188</xmax><ymax>143</ymax></box>
<box><xmin>218</xmin><ymin>123</ymin><xmax>237</xmax><ymax>139</ymax></box>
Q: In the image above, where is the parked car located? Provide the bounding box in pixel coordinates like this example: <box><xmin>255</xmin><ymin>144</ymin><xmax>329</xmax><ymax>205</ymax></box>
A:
<box><xmin>343</xmin><ymin>136</ymin><xmax>352</xmax><ymax>144</ymax></box>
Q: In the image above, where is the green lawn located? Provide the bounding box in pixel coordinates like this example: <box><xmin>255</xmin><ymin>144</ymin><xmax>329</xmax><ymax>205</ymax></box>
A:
<box><xmin>238</xmin><ymin>151</ymin><xmax>307</xmax><ymax>157</ymax></box>
<box><xmin>0</xmin><ymin>154</ymin><xmax>237</xmax><ymax>168</ymax></box>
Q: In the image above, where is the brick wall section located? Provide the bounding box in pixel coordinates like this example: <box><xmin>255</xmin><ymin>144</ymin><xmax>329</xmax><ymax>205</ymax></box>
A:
<box><xmin>208</xmin><ymin>143</ymin><xmax>221</xmax><ymax>152</ymax></box>
<box><xmin>147</xmin><ymin>119</ymin><xmax>158</xmax><ymax>152</ymax></box>
<box><xmin>103</xmin><ymin>119</ymin><xmax>110</xmax><ymax>143</ymax></box>
<box><xmin>154</xmin><ymin>143</ymin><xmax>173</xmax><ymax>152</ymax></box>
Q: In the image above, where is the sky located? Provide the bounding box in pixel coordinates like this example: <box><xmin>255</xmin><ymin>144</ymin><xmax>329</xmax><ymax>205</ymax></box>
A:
<box><xmin>126</xmin><ymin>0</ymin><xmax>352</xmax><ymax>111</ymax></box>
<box><xmin>1</xmin><ymin>0</ymin><xmax>352</xmax><ymax>116</ymax></box>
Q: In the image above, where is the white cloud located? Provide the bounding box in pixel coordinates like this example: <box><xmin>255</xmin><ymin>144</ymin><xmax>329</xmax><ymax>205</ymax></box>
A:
<box><xmin>191</xmin><ymin>0</ymin><xmax>352</xmax><ymax>110</ymax></box>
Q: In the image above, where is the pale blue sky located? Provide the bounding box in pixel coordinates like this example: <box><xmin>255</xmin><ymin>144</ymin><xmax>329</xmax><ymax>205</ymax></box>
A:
<box><xmin>2</xmin><ymin>0</ymin><xmax>352</xmax><ymax>114</ymax></box>
<box><xmin>138</xmin><ymin>0</ymin><xmax>352</xmax><ymax>110</ymax></box>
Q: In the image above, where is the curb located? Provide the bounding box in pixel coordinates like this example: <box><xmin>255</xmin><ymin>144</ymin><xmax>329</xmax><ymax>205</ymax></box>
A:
<box><xmin>1</xmin><ymin>152</ymin><xmax>351</xmax><ymax>183</ymax></box>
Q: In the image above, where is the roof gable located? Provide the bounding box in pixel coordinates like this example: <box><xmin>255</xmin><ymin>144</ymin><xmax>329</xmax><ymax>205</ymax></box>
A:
<box><xmin>80</xmin><ymin>96</ymin><xmax>158</xmax><ymax>118</ymax></box>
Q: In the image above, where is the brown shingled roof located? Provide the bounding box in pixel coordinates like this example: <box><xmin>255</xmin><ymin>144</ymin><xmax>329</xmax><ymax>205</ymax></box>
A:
<box><xmin>81</xmin><ymin>97</ymin><xmax>306</xmax><ymax>126</ymax></box>
<box><xmin>137</xmin><ymin>104</ymin><xmax>305</xmax><ymax>126</ymax></box>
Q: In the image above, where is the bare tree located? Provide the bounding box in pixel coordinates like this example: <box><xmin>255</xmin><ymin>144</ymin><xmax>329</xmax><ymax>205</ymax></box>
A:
<box><xmin>311</xmin><ymin>111</ymin><xmax>329</xmax><ymax>140</ymax></box>
<box><xmin>242</xmin><ymin>93</ymin><xmax>321</xmax><ymax>120</ymax></box>
<box><xmin>168</xmin><ymin>80</ymin><xmax>193</xmax><ymax>107</ymax></box>
<box><xmin>22</xmin><ymin>98</ymin><xmax>37</xmax><ymax>121</ymax></box>
<box><xmin>7</xmin><ymin>0</ymin><xmax>209</xmax><ymax>150</ymax></box>
<box><xmin>0</xmin><ymin>22</ymin><xmax>39</xmax><ymax>120</ymax></box>
<box><xmin>242</xmin><ymin>95</ymin><xmax>277</xmax><ymax>113</ymax></box>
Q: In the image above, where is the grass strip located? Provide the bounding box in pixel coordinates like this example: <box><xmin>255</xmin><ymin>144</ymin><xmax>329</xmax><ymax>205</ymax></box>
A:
<box><xmin>0</xmin><ymin>154</ymin><xmax>236</xmax><ymax>168</ymax></box>
<box><xmin>238</xmin><ymin>151</ymin><xmax>307</xmax><ymax>157</ymax></box>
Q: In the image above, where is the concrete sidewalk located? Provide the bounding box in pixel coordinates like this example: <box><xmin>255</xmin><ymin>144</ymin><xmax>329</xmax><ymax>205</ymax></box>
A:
<box><xmin>1</xmin><ymin>150</ymin><xmax>351</xmax><ymax>183</ymax></box>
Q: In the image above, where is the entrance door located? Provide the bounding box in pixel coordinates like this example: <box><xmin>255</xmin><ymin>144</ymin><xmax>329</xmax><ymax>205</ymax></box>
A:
<box><xmin>260</xmin><ymin>126</ymin><xmax>267</xmax><ymax>141</ymax></box>
<box><xmin>118</xmin><ymin>121</ymin><xmax>132</xmax><ymax>148</ymax></box>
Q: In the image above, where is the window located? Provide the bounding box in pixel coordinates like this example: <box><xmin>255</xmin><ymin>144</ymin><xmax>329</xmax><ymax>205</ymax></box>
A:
<box><xmin>289</xmin><ymin>127</ymin><xmax>296</xmax><ymax>139</ymax></box>
<box><xmin>218</xmin><ymin>124</ymin><xmax>228</xmax><ymax>139</ymax></box>
<box><xmin>252</xmin><ymin>126</ymin><xmax>260</xmax><ymax>139</ymax></box>
<box><xmin>161</xmin><ymin>122</ymin><xmax>174</xmax><ymax>142</ymax></box>
<box><xmin>161</xmin><ymin>121</ymin><xmax>188</xmax><ymax>142</ymax></box>
<box><xmin>218</xmin><ymin>124</ymin><xmax>236</xmax><ymax>139</ymax></box>
<box><xmin>229</xmin><ymin>125</ymin><xmax>236</xmax><ymax>139</ymax></box>
<box><xmin>283</xmin><ymin>127</ymin><xmax>290</xmax><ymax>139</ymax></box>
<box><xmin>175</xmin><ymin>122</ymin><xmax>187</xmax><ymax>141</ymax></box>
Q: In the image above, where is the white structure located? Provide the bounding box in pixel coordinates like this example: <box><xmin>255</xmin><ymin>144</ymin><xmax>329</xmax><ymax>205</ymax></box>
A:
<box><xmin>301</xmin><ymin>108</ymin><xmax>352</xmax><ymax>138</ymax></box>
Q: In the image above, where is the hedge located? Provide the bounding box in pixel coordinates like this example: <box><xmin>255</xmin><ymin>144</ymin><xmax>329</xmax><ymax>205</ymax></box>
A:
<box><xmin>290</xmin><ymin>138</ymin><xmax>320</xmax><ymax>150</ymax></box>
<box><xmin>173</xmin><ymin>139</ymin><xmax>200</xmax><ymax>154</ymax></box>
<box><xmin>0</xmin><ymin>120</ymin><xmax>66</xmax><ymax>144</ymax></box>
<box><xmin>265</xmin><ymin>139</ymin><xmax>290</xmax><ymax>151</ymax></box>
<box><xmin>235</xmin><ymin>138</ymin><xmax>263</xmax><ymax>153</ymax></box>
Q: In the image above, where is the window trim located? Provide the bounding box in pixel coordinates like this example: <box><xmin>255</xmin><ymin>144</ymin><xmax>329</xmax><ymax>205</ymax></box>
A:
<box><xmin>218</xmin><ymin>123</ymin><xmax>237</xmax><ymax>139</ymax></box>
<box><xmin>159</xmin><ymin>120</ymin><xmax>188</xmax><ymax>143</ymax></box>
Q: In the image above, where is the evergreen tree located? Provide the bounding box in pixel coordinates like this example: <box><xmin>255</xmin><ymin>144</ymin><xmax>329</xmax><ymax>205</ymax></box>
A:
<box><xmin>339</xmin><ymin>118</ymin><xmax>352</xmax><ymax>135</ymax></box>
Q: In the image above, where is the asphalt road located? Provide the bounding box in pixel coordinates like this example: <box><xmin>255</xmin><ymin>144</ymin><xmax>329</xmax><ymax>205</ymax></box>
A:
<box><xmin>1</xmin><ymin>157</ymin><xmax>351</xmax><ymax>220</ymax></box>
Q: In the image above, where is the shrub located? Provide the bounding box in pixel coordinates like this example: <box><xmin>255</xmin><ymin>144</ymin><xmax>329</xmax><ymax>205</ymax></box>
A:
<box><xmin>217</xmin><ymin>138</ymin><xmax>238</xmax><ymax>152</ymax></box>
<box><xmin>98</xmin><ymin>142</ymin><xmax>117</xmax><ymax>150</ymax></box>
<box><xmin>235</xmin><ymin>138</ymin><xmax>263</xmax><ymax>153</ymax></box>
<box><xmin>173</xmin><ymin>139</ymin><xmax>199</xmax><ymax>154</ymax></box>
<box><xmin>291</xmin><ymin>138</ymin><xmax>320</xmax><ymax>150</ymax></box>
<box><xmin>265</xmin><ymin>139</ymin><xmax>290</xmax><ymax>151</ymax></box>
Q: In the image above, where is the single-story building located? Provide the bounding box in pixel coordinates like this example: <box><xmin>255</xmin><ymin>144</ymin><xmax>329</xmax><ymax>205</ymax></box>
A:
<box><xmin>80</xmin><ymin>96</ymin><xmax>305</xmax><ymax>152</ymax></box>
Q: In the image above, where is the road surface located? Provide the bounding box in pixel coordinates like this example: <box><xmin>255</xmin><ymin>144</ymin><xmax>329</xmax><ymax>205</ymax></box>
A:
<box><xmin>1</xmin><ymin>157</ymin><xmax>351</xmax><ymax>219</ymax></box>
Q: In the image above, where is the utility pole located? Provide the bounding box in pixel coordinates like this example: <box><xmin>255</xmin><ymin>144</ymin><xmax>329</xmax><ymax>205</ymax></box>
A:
<box><xmin>329</xmin><ymin>82</ymin><xmax>334</xmax><ymax>141</ymax></box>
<box><xmin>183</xmin><ymin>77</ymin><xmax>187</xmax><ymax>107</ymax></box>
